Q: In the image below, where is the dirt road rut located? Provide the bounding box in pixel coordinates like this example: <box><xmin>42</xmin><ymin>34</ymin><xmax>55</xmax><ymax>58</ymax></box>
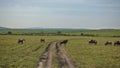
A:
<box><xmin>37</xmin><ymin>40</ymin><xmax>76</xmax><ymax>68</ymax></box>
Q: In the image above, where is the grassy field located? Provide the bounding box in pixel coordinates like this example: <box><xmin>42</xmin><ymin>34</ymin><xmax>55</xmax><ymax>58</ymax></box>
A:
<box><xmin>65</xmin><ymin>37</ymin><xmax>120</xmax><ymax>68</ymax></box>
<box><xmin>0</xmin><ymin>29</ymin><xmax>120</xmax><ymax>68</ymax></box>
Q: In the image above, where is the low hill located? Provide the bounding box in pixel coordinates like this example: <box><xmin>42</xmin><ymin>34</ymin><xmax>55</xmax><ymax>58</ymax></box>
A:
<box><xmin>0</xmin><ymin>27</ymin><xmax>10</xmax><ymax>29</ymax></box>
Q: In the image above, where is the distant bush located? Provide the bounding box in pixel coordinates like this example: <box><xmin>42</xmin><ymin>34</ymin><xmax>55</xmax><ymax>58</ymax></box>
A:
<box><xmin>81</xmin><ymin>33</ymin><xmax>96</xmax><ymax>37</ymax></box>
<box><xmin>81</xmin><ymin>33</ymin><xmax>84</xmax><ymax>36</ymax></box>
<box><xmin>112</xmin><ymin>36</ymin><xmax>120</xmax><ymax>37</ymax></box>
<box><xmin>7</xmin><ymin>31</ymin><xmax>12</xmax><ymax>35</ymax></box>
<box><xmin>57</xmin><ymin>31</ymin><xmax>62</xmax><ymax>34</ymax></box>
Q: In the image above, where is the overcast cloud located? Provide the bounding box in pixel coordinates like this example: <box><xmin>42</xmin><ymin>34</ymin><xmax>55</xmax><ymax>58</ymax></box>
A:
<box><xmin>0</xmin><ymin>0</ymin><xmax>120</xmax><ymax>29</ymax></box>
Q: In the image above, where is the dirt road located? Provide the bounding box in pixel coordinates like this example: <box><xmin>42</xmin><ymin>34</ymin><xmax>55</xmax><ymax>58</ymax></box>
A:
<box><xmin>37</xmin><ymin>40</ymin><xmax>76</xmax><ymax>68</ymax></box>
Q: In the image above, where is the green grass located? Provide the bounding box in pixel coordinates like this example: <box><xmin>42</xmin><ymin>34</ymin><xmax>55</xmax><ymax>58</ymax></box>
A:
<box><xmin>0</xmin><ymin>35</ymin><xmax>72</xmax><ymax>68</ymax></box>
<box><xmin>65</xmin><ymin>37</ymin><xmax>120</xmax><ymax>68</ymax></box>
<box><xmin>0</xmin><ymin>34</ymin><xmax>120</xmax><ymax>68</ymax></box>
<box><xmin>0</xmin><ymin>29</ymin><xmax>120</xmax><ymax>37</ymax></box>
<box><xmin>0</xmin><ymin>35</ymin><xmax>51</xmax><ymax>68</ymax></box>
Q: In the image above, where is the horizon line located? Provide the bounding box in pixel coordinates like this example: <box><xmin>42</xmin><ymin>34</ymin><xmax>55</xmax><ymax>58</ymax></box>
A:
<box><xmin>0</xmin><ymin>26</ymin><xmax>120</xmax><ymax>30</ymax></box>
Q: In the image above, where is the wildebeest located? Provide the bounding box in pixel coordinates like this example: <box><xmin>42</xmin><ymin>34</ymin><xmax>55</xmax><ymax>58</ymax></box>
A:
<box><xmin>89</xmin><ymin>40</ymin><xmax>97</xmax><ymax>45</ymax></box>
<box><xmin>18</xmin><ymin>38</ymin><xmax>25</xmax><ymax>44</ymax></box>
<box><xmin>114</xmin><ymin>41</ymin><xmax>120</xmax><ymax>46</ymax></box>
<box><xmin>40</xmin><ymin>39</ymin><xmax>45</xmax><ymax>43</ymax></box>
<box><xmin>105</xmin><ymin>41</ymin><xmax>112</xmax><ymax>45</ymax></box>
<box><xmin>60</xmin><ymin>40</ymin><xmax>68</xmax><ymax>45</ymax></box>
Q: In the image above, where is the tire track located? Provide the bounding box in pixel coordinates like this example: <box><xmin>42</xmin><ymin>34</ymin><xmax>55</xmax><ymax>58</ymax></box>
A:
<box><xmin>37</xmin><ymin>40</ymin><xmax>76</xmax><ymax>68</ymax></box>
<box><xmin>37</xmin><ymin>41</ymin><xmax>56</xmax><ymax>68</ymax></box>
<box><xmin>32</xmin><ymin>45</ymin><xmax>44</xmax><ymax>52</ymax></box>
<box><xmin>56</xmin><ymin>41</ymin><xmax>76</xmax><ymax>68</ymax></box>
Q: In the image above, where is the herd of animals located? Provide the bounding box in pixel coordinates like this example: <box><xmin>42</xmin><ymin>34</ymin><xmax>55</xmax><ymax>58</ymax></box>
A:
<box><xmin>17</xmin><ymin>38</ymin><xmax>120</xmax><ymax>46</ymax></box>
<box><xmin>89</xmin><ymin>39</ymin><xmax>120</xmax><ymax>46</ymax></box>
<box><xmin>18</xmin><ymin>38</ymin><xmax>45</xmax><ymax>44</ymax></box>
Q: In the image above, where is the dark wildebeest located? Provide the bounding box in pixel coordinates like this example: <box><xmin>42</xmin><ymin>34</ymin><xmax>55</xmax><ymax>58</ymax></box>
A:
<box><xmin>105</xmin><ymin>41</ymin><xmax>112</xmax><ymax>45</ymax></box>
<box><xmin>18</xmin><ymin>38</ymin><xmax>25</xmax><ymax>44</ymax></box>
<box><xmin>114</xmin><ymin>41</ymin><xmax>120</xmax><ymax>46</ymax></box>
<box><xmin>89</xmin><ymin>40</ymin><xmax>97</xmax><ymax>45</ymax></box>
<box><xmin>60</xmin><ymin>40</ymin><xmax>68</xmax><ymax>45</ymax></box>
<box><xmin>40</xmin><ymin>39</ymin><xmax>45</xmax><ymax>43</ymax></box>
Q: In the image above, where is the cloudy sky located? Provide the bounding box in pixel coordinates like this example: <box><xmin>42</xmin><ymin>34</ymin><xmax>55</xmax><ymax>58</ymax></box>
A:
<box><xmin>0</xmin><ymin>0</ymin><xmax>120</xmax><ymax>29</ymax></box>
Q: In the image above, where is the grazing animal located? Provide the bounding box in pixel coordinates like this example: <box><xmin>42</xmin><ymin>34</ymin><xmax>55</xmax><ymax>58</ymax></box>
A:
<box><xmin>114</xmin><ymin>41</ymin><xmax>120</xmax><ymax>46</ymax></box>
<box><xmin>18</xmin><ymin>38</ymin><xmax>25</xmax><ymax>44</ymax></box>
<box><xmin>105</xmin><ymin>41</ymin><xmax>112</xmax><ymax>45</ymax></box>
<box><xmin>60</xmin><ymin>40</ymin><xmax>68</xmax><ymax>45</ymax></box>
<box><xmin>89</xmin><ymin>40</ymin><xmax>97</xmax><ymax>45</ymax></box>
<box><xmin>40</xmin><ymin>39</ymin><xmax>45</xmax><ymax>43</ymax></box>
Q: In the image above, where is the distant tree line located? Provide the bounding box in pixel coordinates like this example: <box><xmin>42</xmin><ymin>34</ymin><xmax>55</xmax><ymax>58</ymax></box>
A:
<box><xmin>0</xmin><ymin>31</ymin><xmax>120</xmax><ymax>37</ymax></box>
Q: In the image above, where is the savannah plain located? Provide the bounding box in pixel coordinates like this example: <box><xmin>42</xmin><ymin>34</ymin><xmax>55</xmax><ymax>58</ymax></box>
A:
<box><xmin>0</xmin><ymin>29</ymin><xmax>120</xmax><ymax>68</ymax></box>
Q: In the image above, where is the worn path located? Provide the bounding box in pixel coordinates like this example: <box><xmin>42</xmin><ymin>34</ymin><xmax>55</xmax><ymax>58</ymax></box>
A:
<box><xmin>37</xmin><ymin>40</ymin><xmax>76</xmax><ymax>68</ymax></box>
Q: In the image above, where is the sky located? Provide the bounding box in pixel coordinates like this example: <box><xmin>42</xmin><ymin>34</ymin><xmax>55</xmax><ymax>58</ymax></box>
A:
<box><xmin>0</xmin><ymin>0</ymin><xmax>120</xmax><ymax>29</ymax></box>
